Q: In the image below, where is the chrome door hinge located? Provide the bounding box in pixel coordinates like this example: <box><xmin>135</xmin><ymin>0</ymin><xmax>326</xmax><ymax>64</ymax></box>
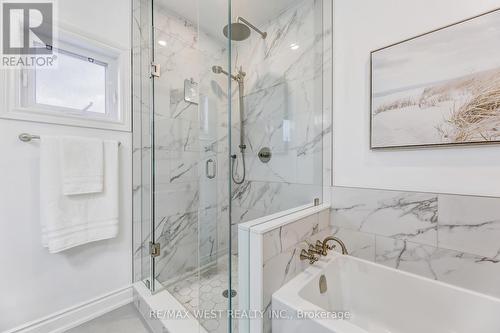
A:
<box><xmin>149</xmin><ymin>242</ymin><xmax>160</xmax><ymax>257</ymax></box>
<box><xmin>151</xmin><ymin>63</ymin><xmax>160</xmax><ymax>78</ymax></box>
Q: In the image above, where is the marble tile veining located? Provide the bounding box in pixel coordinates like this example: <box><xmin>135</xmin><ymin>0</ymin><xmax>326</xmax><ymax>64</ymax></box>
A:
<box><xmin>438</xmin><ymin>194</ymin><xmax>500</xmax><ymax>258</ymax></box>
<box><xmin>332</xmin><ymin>187</ymin><xmax>438</xmax><ymax>246</ymax></box>
<box><xmin>375</xmin><ymin>236</ymin><xmax>500</xmax><ymax>298</ymax></box>
<box><xmin>332</xmin><ymin>186</ymin><xmax>500</xmax><ymax>300</ymax></box>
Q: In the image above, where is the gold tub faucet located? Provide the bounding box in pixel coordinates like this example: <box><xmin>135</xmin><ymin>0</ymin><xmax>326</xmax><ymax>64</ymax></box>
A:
<box><xmin>321</xmin><ymin>236</ymin><xmax>348</xmax><ymax>255</ymax></box>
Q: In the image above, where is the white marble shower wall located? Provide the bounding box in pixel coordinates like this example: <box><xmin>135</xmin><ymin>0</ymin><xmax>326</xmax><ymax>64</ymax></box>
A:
<box><xmin>132</xmin><ymin>1</ymin><xmax>229</xmax><ymax>285</ymax></box>
<box><xmin>217</xmin><ymin>0</ymin><xmax>330</xmax><ymax>254</ymax></box>
<box><xmin>331</xmin><ymin>186</ymin><xmax>500</xmax><ymax>299</ymax></box>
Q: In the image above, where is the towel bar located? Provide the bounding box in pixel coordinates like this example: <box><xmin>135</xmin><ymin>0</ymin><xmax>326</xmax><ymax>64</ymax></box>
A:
<box><xmin>18</xmin><ymin>133</ymin><xmax>121</xmax><ymax>146</ymax></box>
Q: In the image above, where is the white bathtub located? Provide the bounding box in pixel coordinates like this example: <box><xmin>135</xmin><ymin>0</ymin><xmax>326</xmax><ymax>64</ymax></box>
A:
<box><xmin>272</xmin><ymin>253</ymin><xmax>500</xmax><ymax>333</ymax></box>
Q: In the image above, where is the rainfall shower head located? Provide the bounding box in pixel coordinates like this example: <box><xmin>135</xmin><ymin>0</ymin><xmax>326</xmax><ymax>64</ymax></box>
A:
<box><xmin>223</xmin><ymin>17</ymin><xmax>267</xmax><ymax>41</ymax></box>
<box><xmin>223</xmin><ymin>23</ymin><xmax>251</xmax><ymax>41</ymax></box>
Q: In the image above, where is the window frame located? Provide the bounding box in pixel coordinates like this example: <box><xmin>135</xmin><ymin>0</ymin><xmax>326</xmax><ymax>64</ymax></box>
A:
<box><xmin>0</xmin><ymin>28</ymin><xmax>130</xmax><ymax>132</ymax></box>
<box><xmin>20</xmin><ymin>34</ymin><xmax>119</xmax><ymax>122</ymax></box>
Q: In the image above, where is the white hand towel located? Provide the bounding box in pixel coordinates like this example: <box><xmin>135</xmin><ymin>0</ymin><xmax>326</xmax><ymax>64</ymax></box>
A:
<box><xmin>40</xmin><ymin>136</ymin><xmax>119</xmax><ymax>253</ymax></box>
<box><xmin>60</xmin><ymin>136</ymin><xmax>104</xmax><ymax>195</ymax></box>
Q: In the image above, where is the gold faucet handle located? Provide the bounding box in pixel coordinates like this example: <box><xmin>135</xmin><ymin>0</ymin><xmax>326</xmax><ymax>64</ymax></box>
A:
<box><xmin>300</xmin><ymin>249</ymin><xmax>318</xmax><ymax>264</ymax></box>
<box><xmin>314</xmin><ymin>240</ymin><xmax>329</xmax><ymax>255</ymax></box>
<box><xmin>325</xmin><ymin>242</ymin><xmax>335</xmax><ymax>251</ymax></box>
<box><xmin>308</xmin><ymin>244</ymin><xmax>323</xmax><ymax>255</ymax></box>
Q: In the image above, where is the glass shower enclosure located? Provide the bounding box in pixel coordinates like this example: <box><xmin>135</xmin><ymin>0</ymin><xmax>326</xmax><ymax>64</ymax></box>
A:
<box><xmin>132</xmin><ymin>0</ymin><xmax>330</xmax><ymax>332</ymax></box>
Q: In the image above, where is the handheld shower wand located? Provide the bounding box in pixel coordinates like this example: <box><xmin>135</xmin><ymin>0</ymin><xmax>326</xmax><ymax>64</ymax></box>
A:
<box><xmin>212</xmin><ymin>65</ymin><xmax>247</xmax><ymax>184</ymax></box>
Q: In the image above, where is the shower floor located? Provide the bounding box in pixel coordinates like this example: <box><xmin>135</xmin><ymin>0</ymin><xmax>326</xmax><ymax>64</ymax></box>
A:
<box><xmin>170</xmin><ymin>255</ymin><xmax>238</xmax><ymax>333</ymax></box>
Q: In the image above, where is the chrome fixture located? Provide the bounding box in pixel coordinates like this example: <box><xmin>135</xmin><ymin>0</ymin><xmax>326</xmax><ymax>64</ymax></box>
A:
<box><xmin>300</xmin><ymin>248</ymin><xmax>318</xmax><ymax>264</ymax></box>
<box><xmin>18</xmin><ymin>132</ymin><xmax>122</xmax><ymax>146</ymax></box>
<box><xmin>206</xmin><ymin>158</ymin><xmax>216</xmax><ymax>179</ymax></box>
<box><xmin>321</xmin><ymin>236</ymin><xmax>348</xmax><ymax>255</ymax></box>
<box><xmin>212</xmin><ymin>65</ymin><xmax>247</xmax><ymax>184</ymax></box>
<box><xmin>149</xmin><ymin>242</ymin><xmax>160</xmax><ymax>258</ymax></box>
<box><xmin>18</xmin><ymin>133</ymin><xmax>40</xmax><ymax>142</ymax></box>
<box><xmin>222</xmin><ymin>289</ymin><xmax>237</xmax><ymax>298</ymax></box>
<box><xmin>223</xmin><ymin>16</ymin><xmax>267</xmax><ymax>41</ymax></box>
<box><xmin>258</xmin><ymin>147</ymin><xmax>272</xmax><ymax>163</ymax></box>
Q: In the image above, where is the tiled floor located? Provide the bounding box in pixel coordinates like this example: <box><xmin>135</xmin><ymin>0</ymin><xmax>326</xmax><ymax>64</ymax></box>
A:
<box><xmin>68</xmin><ymin>256</ymin><xmax>237</xmax><ymax>333</ymax></box>
<box><xmin>170</xmin><ymin>255</ymin><xmax>238</xmax><ymax>333</ymax></box>
<box><xmin>66</xmin><ymin>304</ymin><xmax>152</xmax><ymax>333</ymax></box>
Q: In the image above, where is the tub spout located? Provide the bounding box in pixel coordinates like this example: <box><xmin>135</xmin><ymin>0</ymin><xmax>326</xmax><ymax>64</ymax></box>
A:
<box><xmin>321</xmin><ymin>236</ymin><xmax>348</xmax><ymax>255</ymax></box>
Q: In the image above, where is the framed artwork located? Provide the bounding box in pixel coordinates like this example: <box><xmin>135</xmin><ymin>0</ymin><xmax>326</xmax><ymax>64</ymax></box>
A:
<box><xmin>370</xmin><ymin>8</ymin><xmax>500</xmax><ymax>149</ymax></box>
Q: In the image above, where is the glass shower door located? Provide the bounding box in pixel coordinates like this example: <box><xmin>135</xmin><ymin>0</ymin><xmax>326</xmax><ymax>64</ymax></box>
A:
<box><xmin>147</xmin><ymin>0</ymin><xmax>235</xmax><ymax>331</ymax></box>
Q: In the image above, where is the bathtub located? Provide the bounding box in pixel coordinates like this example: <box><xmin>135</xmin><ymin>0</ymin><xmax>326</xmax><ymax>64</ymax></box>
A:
<box><xmin>272</xmin><ymin>253</ymin><xmax>500</xmax><ymax>333</ymax></box>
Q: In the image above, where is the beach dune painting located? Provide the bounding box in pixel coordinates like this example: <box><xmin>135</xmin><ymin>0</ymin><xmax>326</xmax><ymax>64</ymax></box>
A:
<box><xmin>371</xmin><ymin>9</ymin><xmax>500</xmax><ymax>149</ymax></box>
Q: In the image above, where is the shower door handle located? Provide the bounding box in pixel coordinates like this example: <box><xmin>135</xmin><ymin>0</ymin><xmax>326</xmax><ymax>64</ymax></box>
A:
<box><xmin>206</xmin><ymin>158</ymin><xmax>216</xmax><ymax>179</ymax></box>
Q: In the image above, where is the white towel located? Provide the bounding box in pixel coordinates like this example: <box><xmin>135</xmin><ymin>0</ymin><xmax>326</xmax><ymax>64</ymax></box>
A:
<box><xmin>60</xmin><ymin>136</ymin><xmax>103</xmax><ymax>195</ymax></box>
<box><xmin>40</xmin><ymin>136</ymin><xmax>119</xmax><ymax>253</ymax></box>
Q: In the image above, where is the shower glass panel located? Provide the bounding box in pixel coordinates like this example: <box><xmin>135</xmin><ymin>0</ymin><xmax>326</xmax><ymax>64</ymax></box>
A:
<box><xmin>228</xmin><ymin>0</ymin><xmax>325</xmax><ymax>226</ymax></box>
<box><xmin>132</xmin><ymin>0</ymin><xmax>328</xmax><ymax>331</ymax></box>
<box><xmin>148</xmin><ymin>0</ymin><xmax>235</xmax><ymax>331</ymax></box>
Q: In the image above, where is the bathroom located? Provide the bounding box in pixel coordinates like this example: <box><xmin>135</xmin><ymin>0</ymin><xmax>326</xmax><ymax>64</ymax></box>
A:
<box><xmin>1</xmin><ymin>0</ymin><xmax>500</xmax><ymax>332</ymax></box>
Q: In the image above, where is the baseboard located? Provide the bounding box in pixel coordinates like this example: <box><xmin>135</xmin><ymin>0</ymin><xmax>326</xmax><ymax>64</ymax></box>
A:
<box><xmin>5</xmin><ymin>285</ymin><xmax>133</xmax><ymax>333</ymax></box>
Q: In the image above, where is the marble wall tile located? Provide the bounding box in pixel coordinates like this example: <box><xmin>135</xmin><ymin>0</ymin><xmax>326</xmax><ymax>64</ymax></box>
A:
<box><xmin>224</xmin><ymin>0</ymin><xmax>326</xmax><ymax>254</ymax></box>
<box><xmin>332</xmin><ymin>187</ymin><xmax>438</xmax><ymax>246</ymax></box>
<box><xmin>261</xmin><ymin>209</ymin><xmax>332</xmax><ymax>333</ymax></box>
<box><xmin>331</xmin><ymin>226</ymin><xmax>376</xmax><ymax>261</ymax></box>
<box><xmin>234</xmin><ymin>0</ymin><xmax>318</xmax><ymax>94</ymax></box>
<box><xmin>262</xmin><ymin>211</ymin><xmax>330</xmax><ymax>262</ymax></box>
<box><xmin>155</xmin><ymin>211</ymin><xmax>199</xmax><ymax>283</ymax></box>
<box><xmin>375</xmin><ymin>236</ymin><xmax>439</xmax><ymax>280</ymax></box>
<box><xmin>199</xmin><ymin>207</ymin><xmax>217</xmax><ymax>265</ymax></box>
<box><xmin>262</xmin><ymin>247</ymin><xmax>309</xmax><ymax>333</ymax></box>
<box><xmin>155</xmin><ymin>182</ymin><xmax>199</xmax><ymax>218</ymax></box>
<box><xmin>375</xmin><ymin>236</ymin><xmax>500</xmax><ymax>298</ymax></box>
<box><xmin>333</xmin><ymin>186</ymin><xmax>500</xmax><ymax>300</ymax></box>
<box><xmin>232</xmin><ymin>180</ymin><xmax>321</xmax><ymax>216</ymax></box>
<box><xmin>429</xmin><ymin>248</ymin><xmax>500</xmax><ymax>298</ymax></box>
<box><xmin>438</xmin><ymin>194</ymin><xmax>500</xmax><ymax>258</ymax></box>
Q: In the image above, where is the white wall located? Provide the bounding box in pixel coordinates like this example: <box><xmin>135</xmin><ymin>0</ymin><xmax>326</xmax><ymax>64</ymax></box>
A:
<box><xmin>334</xmin><ymin>0</ymin><xmax>500</xmax><ymax>197</ymax></box>
<box><xmin>0</xmin><ymin>0</ymin><xmax>132</xmax><ymax>331</ymax></box>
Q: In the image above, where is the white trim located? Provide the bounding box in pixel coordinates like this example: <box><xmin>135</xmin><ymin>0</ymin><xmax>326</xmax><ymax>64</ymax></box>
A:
<box><xmin>238</xmin><ymin>227</ymin><xmax>251</xmax><ymax>333</ymax></box>
<box><xmin>0</xmin><ymin>26</ymin><xmax>131</xmax><ymax>133</ymax></box>
<box><xmin>248</xmin><ymin>230</ymin><xmax>264</xmax><ymax>333</ymax></box>
<box><xmin>246</xmin><ymin>204</ymin><xmax>330</xmax><ymax>235</ymax></box>
<box><xmin>5</xmin><ymin>285</ymin><xmax>133</xmax><ymax>333</ymax></box>
<box><xmin>133</xmin><ymin>281</ymin><xmax>207</xmax><ymax>333</ymax></box>
<box><xmin>238</xmin><ymin>203</ymin><xmax>316</xmax><ymax>232</ymax></box>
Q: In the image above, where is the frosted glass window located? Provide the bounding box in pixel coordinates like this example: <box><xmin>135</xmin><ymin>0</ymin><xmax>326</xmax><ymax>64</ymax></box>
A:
<box><xmin>35</xmin><ymin>50</ymin><xmax>107</xmax><ymax>114</ymax></box>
